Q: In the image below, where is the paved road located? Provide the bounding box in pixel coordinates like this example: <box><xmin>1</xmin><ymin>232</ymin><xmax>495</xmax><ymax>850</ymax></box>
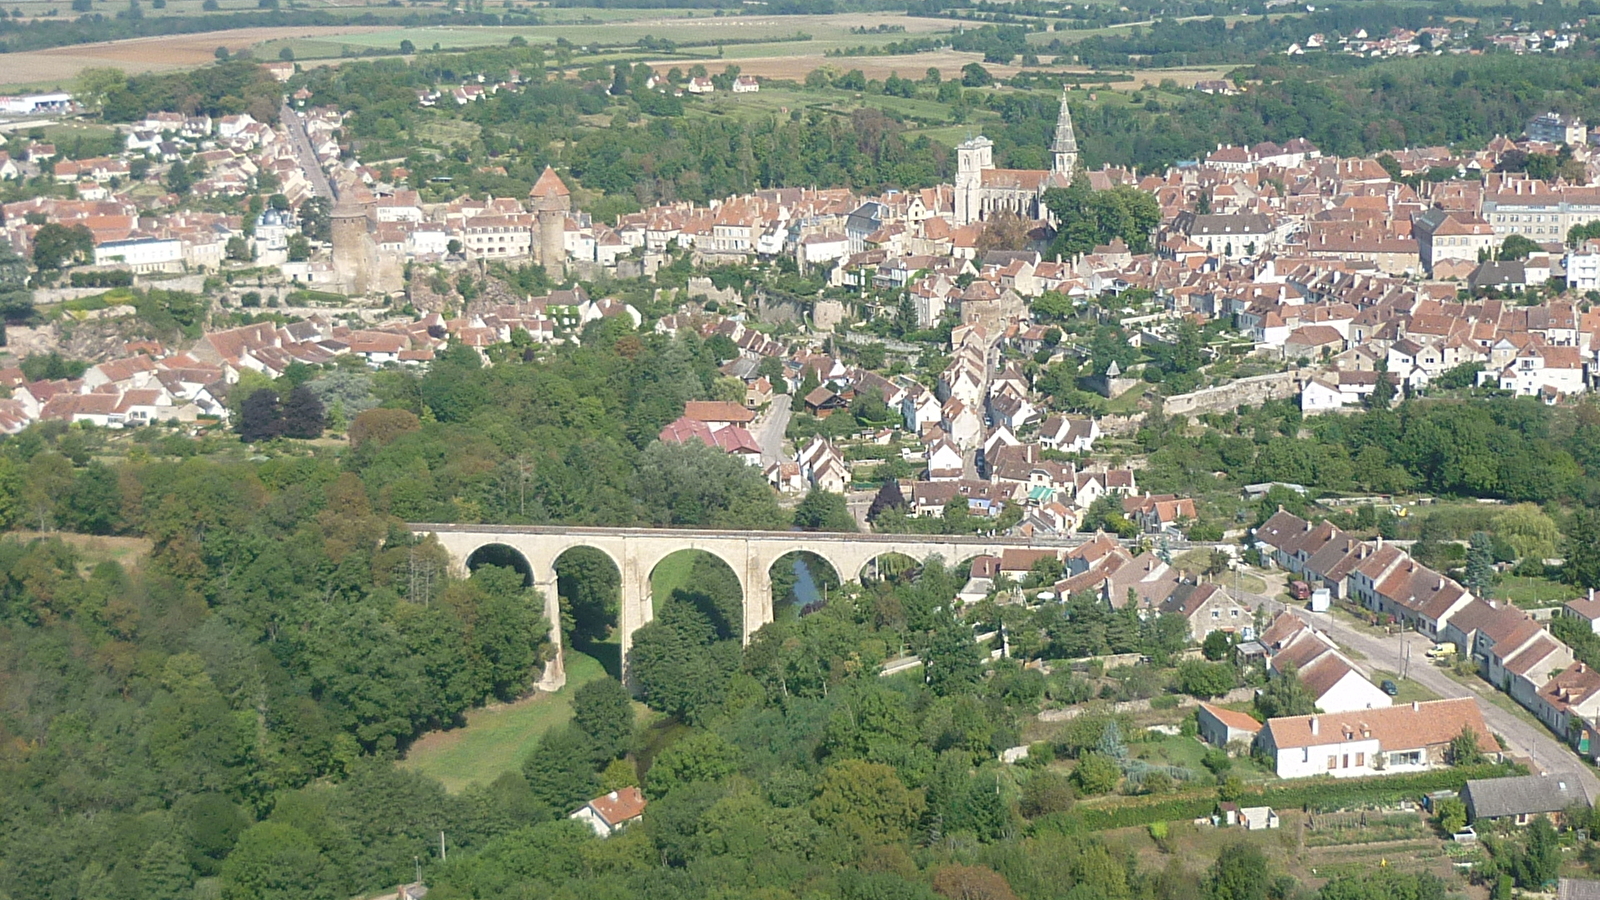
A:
<box><xmin>755</xmin><ymin>396</ymin><xmax>791</xmax><ymax>465</ymax></box>
<box><xmin>280</xmin><ymin>102</ymin><xmax>335</xmax><ymax>200</ymax></box>
<box><xmin>1288</xmin><ymin>604</ymin><xmax>1600</xmax><ymax>801</ymax></box>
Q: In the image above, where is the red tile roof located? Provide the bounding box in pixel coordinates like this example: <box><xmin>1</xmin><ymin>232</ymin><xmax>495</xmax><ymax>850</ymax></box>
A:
<box><xmin>585</xmin><ymin>787</ymin><xmax>646</xmax><ymax>826</ymax></box>
<box><xmin>1265</xmin><ymin>697</ymin><xmax>1497</xmax><ymax>751</ymax></box>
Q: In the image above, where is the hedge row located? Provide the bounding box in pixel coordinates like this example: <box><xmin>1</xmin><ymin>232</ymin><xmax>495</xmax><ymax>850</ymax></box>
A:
<box><xmin>1034</xmin><ymin>764</ymin><xmax>1521</xmax><ymax>834</ymax></box>
<box><xmin>69</xmin><ymin>270</ymin><xmax>133</xmax><ymax>288</ymax></box>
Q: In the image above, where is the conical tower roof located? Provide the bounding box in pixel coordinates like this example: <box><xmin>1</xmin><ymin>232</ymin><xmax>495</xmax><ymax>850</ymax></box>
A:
<box><xmin>530</xmin><ymin>165</ymin><xmax>570</xmax><ymax>199</ymax></box>
<box><xmin>1051</xmin><ymin>89</ymin><xmax>1078</xmax><ymax>156</ymax></box>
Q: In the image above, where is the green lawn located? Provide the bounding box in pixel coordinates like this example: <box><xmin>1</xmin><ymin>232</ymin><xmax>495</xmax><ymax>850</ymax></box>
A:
<box><xmin>649</xmin><ymin>549</ymin><xmax>699</xmax><ymax>614</ymax></box>
<box><xmin>399</xmin><ymin>649</ymin><xmax>607</xmax><ymax>793</ymax></box>
<box><xmin>1104</xmin><ymin>384</ymin><xmax>1147</xmax><ymax>414</ymax></box>
<box><xmin>1497</xmin><ymin>574</ymin><xmax>1571</xmax><ymax>608</ymax></box>
<box><xmin>1133</xmin><ymin>730</ymin><xmax>1209</xmax><ymax>772</ymax></box>
<box><xmin>1370</xmin><ymin>669</ymin><xmax>1440</xmax><ymax>705</ymax></box>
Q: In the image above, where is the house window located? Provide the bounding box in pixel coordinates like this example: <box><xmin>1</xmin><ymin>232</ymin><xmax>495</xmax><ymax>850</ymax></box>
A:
<box><xmin>1355</xmin><ymin>752</ymin><xmax>1365</xmax><ymax>766</ymax></box>
<box><xmin>1327</xmin><ymin>756</ymin><xmax>1337</xmax><ymax>770</ymax></box>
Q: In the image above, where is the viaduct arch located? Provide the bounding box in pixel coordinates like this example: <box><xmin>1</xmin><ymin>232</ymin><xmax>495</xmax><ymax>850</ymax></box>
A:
<box><xmin>416</xmin><ymin>524</ymin><xmax>1110</xmax><ymax>689</ymax></box>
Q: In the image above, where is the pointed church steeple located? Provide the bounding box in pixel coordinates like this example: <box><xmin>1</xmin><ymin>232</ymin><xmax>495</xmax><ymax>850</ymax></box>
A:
<box><xmin>1051</xmin><ymin>88</ymin><xmax>1079</xmax><ymax>180</ymax></box>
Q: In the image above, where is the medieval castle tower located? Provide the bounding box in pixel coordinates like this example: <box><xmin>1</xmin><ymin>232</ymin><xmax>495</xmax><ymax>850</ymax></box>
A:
<box><xmin>529</xmin><ymin>165</ymin><xmax>570</xmax><ymax>277</ymax></box>
<box><xmin>330</xmin><ymin>195</ymin><xmax>374</xmax><ymax>296</ymax></box>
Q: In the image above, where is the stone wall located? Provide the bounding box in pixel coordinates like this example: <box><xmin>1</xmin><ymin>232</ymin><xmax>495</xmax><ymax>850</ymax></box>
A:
<box><xmin>812</xmin><ymin>299</ymin><xmax>845</xmax><ymax>332</ymax></box>
<box><xmin>1085</xmin><ymin>373</ymin><xmax>1143</xmax><ymax>399</ymax></box>
<box><xmin>686</xmin><ymin>276</ymin><xmax>742</xmax><ymax>308</ymax></box>
<box><xmin>1038</xmin><ymin>684</ymin><xmax>1256</xmax><ymax>722</ymax></box>
<box><xmin>1162</xmin><ymin>370</ymin><xmax>1305</xmax><ymax>419</ymax></box>
<box><xmin>1098</xmin><ymin>413</ymin><xmax>1146</xmax><ymax>435</ymax></box>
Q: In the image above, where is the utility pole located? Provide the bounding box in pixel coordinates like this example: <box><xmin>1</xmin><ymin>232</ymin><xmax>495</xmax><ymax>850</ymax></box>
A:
<box><xmin>439</xmin><ymin>831</ymin><xmax>446</xmax><ymax>863</ymax></box>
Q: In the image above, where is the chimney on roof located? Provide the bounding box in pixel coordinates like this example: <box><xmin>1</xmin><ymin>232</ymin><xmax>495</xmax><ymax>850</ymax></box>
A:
<box><xmin>1412</xmin><ymin>700</ymin><xmax>1420</xmax><ymax>712</ymax></box>
<box><xmin>1310</xmin><ymin>716</ymin><xmax>1319</xmax><ymax>736</ymax></box>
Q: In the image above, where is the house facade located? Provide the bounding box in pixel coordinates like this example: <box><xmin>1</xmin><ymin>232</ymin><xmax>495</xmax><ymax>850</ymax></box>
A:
<box><xmin>1258</xmin><ymin>698</ymin><xmax>1497</xmax><ymax>779</ymax></box>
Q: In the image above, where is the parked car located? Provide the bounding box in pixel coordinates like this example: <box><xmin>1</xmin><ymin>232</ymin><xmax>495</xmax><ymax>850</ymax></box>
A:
<box><xmin>1289</xmin><ymin>581</ymin><xmax>1312</xmax><ymax>601</ymax></box>
<box><xmin>1426</xmin><ymin>642</ymin><xmax>1457</xmax><ymax>660</ymax></box>
<box><xmin>1381</xmin><ymin>679</ymin><xmax>1400</xmax><ymax>696</ymax></box>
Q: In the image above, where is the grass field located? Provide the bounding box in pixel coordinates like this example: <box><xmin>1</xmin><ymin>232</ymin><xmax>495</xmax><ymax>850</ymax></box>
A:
<box><xmin>649</xmin><ymin>549</ymin><xmax>700</xmax><ymax>614</ymax></box>
<box><xmin>1498</xmin><ymin>573</ymin><xmax>1571</xmax><ymax>608</ymax></box>
<box><xmin>253</xmin><ymin>11</ymin><xmax>947</xmax><ymax>62</ymax></box>
<box><xmin>0</xmin><ymin>24</ymin><xmax>392</xmax><ymax>88</ymax></box>
<box><xmin>0</xmin><ymin>0</ymin><xmax>1235</xmax><ymax>96</ymax></box>
<box><xmin>1371</xmin><ymin>669</ymin><xmax>1441</xmax><ymax>704</ymax></box>
<box><xmin>400</xmin><ymin>649</ymin><xmax>607</xmax><ymax>793</ymax></box>
<box><xmin>1169</xmin><ymin>549</ymin><xmax>1269</xmax><ymax>594</ymax></box>
<box><xmin>6</xmin><ymin>530</ymin><xmax>152</xmax><ymax>572</ymax></box>
<box><xmin>1132</xmin><ymin>730</ymin><xmax>1209</xmax><ymax>772</ymax></box>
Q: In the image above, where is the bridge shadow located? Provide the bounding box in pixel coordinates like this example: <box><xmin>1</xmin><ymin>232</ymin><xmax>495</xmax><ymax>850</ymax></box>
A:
<box><xmin>553</xmin><ymin>546</ymin><xmax>624</xmax><ymax>682</ymax></box>
<box><xmin>572</xmin><ymin>633</ymin><xmax>622</xmax><ymax>682</ymax></box>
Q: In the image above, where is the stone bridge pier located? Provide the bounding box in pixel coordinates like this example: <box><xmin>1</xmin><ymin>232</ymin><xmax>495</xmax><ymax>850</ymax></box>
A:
<box><xmin>413</xmin><ymin>524</ymin><xmax>1102</xmax><ymax>690</ymax></box>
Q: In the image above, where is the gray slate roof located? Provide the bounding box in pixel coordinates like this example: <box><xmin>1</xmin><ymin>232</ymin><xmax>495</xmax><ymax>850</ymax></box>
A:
<box><xmin>1560</xmin><ymin>879</ymin><xmax>1600</xmax><ymax>900</ymax></box>
<box><xmin>1463</xmin><ymin>774</ymin><xmax>1587</xmax><ymax>820</ymax></box>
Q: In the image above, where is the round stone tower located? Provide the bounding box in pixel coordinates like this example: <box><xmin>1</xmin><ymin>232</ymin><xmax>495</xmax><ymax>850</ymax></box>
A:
<box><xmin>528</xmin><ymin>165</ymin><xmax>571</xmax><ymax>276</ymax></box>
<box><xmin>329</xmin><ymin>195</ymin><xmax>370</xmax><ymax>295</ymax></box>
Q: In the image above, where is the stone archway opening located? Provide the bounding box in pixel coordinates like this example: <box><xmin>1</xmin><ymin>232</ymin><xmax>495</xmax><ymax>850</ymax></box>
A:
<box><xmin>465</xmin><ymin>542</ymin><xmax>535</xmax><ymax>586</ymax></box>
<box><xmin>462</xmin><ymin>541</ymin><xmax>562</xmax><ymax>694</ymax></box>
<box><xmin>859</xmin><ymin>551</ymin><xmax>920</xmax><ymax>586</ymax></box>
<box><xmin>553</xmin><ymin>546</ymin><xmax>623</xmax><ymax>681</ymax></box>
<box><xmin>768</xmin><ymin>550</ymin><xmax>842</xmax><ymax>621</ymax></box>
<box><xmin>648</xmin><ymin>549</ymin><xmax>744</xmax><ymax>641</ymax></box>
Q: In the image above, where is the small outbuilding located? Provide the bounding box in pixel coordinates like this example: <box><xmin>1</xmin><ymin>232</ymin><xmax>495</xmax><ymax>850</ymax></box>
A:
<box><xmin>1197</xmin><ymin>702</ymin><xmax>1262</xmax><ymax>751</ymax></box>
<box><xmin>570</xmin><ymin>787</ymin><xmax>647</xmax><ymax>837</ymax></box>
<box><xmin>1461</xmin><ymin>774</ymin><xmax>1588</xmax><ymax>826</ymax></box>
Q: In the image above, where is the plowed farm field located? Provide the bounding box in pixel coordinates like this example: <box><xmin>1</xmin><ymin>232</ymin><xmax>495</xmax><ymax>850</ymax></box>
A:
<box><xmin>0</xmin><ymin>25</ymin><xmax>387</xmax><ymax>88</ymax></box>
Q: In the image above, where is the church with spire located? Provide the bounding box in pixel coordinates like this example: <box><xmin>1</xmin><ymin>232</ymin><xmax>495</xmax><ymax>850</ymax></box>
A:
<box><xmin>953</xmin><ymin>89</ymin><xmax>1079</xmax><ymax>226</ymax></box>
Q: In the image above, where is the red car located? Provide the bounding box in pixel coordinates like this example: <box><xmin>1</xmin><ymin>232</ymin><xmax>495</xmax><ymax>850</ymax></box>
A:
<box><xmin>1289</xmin><ymin>581</ymin><xmax>1311</xmax><ymax>601</ymax></box>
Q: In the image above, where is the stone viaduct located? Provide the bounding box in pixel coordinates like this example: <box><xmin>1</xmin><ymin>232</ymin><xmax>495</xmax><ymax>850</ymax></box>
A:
<box><xmin>413</xmin><ymin>523</ymin><xmax>1102</xmax><ymax>689</ymax></box>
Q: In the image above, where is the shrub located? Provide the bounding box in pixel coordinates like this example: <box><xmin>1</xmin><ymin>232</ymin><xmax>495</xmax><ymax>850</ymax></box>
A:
<box><xmin>1072</xmin><ymin>752</ymin><xmax>1121</xmax><ymax>796</ymax></box>
<box><xmin>1033</xmin><ymin>764</ymin><xmax>1519</xmax><ymax>835</ymax></box>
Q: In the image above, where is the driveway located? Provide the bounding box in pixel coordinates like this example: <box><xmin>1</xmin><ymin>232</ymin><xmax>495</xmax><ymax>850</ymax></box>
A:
<box><xmin>755</xmin><ymin>396</ymin><xmax>791</xmax><ymax>466</ymax></box>
<box><xmin>1284</xmin><ymin>603</ymin><xmax>1600</xmax><ymax>801</ymax></box>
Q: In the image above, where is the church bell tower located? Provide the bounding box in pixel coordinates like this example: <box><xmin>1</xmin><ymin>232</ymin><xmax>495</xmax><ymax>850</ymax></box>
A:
<box><xmin>1051</xmin><ymin>89</ymin><xmax>1079</xmax><ymax>181</ymax></box>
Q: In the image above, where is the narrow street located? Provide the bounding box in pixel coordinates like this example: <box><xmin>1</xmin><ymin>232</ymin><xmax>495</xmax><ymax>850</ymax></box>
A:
<box><xmin>280</xmin><ymin>101</ymin><xmax>335</xmax><ymax>200</ymax></box>
<box><xmin>1288</xmin><ymin>605</ymin><xmax>1600</xmax><ymax>801</ymax></box>
<box><xmin>755</xmin><ymin>395</ymin><xmax>791</xmax><ymax>466</ymax></box>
